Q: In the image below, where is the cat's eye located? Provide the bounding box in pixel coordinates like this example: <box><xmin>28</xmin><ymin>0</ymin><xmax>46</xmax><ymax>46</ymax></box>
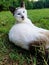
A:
<box><xmin>23</xmin><ymin>11</ymin><xmax>25</xmax><ymax>13</ymax></box>
<box><xmin>17</xmin><ymin>13</ymin><xmax>20</xmax><ymax>15</ymax></box>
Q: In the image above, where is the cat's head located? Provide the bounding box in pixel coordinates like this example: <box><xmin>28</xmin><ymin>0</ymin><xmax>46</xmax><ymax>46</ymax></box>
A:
<box><xmin>9</xmin><ymin>2</ymin><xmax>27</xmax><ymax>23</ymax></box>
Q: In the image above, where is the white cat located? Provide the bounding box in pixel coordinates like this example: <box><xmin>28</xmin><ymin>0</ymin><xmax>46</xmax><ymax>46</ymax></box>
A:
<box><xmin>9</xmin><ymin>2</ymin><xmax>49</xmax><ymax>51</ymax></box>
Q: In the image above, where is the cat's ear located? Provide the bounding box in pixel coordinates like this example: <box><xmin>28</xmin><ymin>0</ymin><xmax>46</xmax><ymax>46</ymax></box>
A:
<box><xmin>9</xmin><ymin>6</ymin><xmax>15</xmax><ymax>14</ymax></box>
<box><xmin>20</xmin><ymin>1</ymin><xmax>25</xmax><ymax>8</ymax></box>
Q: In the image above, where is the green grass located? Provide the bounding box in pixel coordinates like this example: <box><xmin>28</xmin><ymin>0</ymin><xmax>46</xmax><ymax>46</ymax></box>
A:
<box><xmin>0</xmin><ymin>9</ymin><xmax>49</xmax><ymax>65</ymax></box>
<box><xmin>28</xmin><ymin>9</ymin><xmax>49</xmax><ymax>29</ymax></box>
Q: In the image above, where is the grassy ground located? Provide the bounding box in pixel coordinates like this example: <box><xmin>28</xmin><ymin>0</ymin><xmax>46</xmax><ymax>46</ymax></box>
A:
<box><xmin>0</xmin><ymin>9</ymin><xmax>49</xmax><ymax>65</ymax></box>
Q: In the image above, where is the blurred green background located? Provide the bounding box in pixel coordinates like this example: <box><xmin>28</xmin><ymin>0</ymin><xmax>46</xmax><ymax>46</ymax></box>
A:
<box><xmin>0</xmin><ymin>0</ymin><xmax>49</xmax><ymax>11</ymax></box>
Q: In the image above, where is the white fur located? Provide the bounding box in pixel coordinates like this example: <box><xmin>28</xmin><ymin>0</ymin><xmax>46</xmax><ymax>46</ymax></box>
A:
<box><xmin>9</xmin><ymin>7</ymin><xmax>49</xmax><ymax>50</ymax></box>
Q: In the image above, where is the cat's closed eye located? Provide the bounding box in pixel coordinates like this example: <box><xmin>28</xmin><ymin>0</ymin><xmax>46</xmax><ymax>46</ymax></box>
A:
<box><xmin>23</xmin><ymin>11</ymin><xmax>25</xmax><ymax>13</ymax></box>
<box><xmin>17</xmin><ymin>13</ymin><xmax>21</xmax><ymax>15</ymax></box>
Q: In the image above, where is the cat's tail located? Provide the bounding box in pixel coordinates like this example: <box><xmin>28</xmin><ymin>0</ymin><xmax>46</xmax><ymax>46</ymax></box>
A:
<box><xmin>29</xmin><ymin>30</ymin><xmax>49</xmax><ymax>50</ymax></box>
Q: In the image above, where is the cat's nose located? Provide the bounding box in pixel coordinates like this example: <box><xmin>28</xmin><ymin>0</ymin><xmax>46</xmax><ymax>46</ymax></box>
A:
<box><xmin>21</xmin><ymin>16</ymin><xmax>24</xmax><ymax>19</ymax></box>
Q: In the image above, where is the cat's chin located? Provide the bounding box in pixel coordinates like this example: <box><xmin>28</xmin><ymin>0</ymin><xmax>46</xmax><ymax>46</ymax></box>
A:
<box><xmin>16</xmin><ymin>18</ymin><xmax>25</xmax><ymax>23</ymax></box>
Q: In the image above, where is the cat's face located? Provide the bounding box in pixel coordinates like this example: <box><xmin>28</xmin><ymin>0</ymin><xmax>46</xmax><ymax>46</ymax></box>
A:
<box><xmin>9</xmin><ymin>2</ymin><xmax>27</xmax><ymax>23</ymax></box>
<box><xmin>14</xmin><ymin>7</ymin><xmax>27</xmax><ymax>22</ymax></box>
